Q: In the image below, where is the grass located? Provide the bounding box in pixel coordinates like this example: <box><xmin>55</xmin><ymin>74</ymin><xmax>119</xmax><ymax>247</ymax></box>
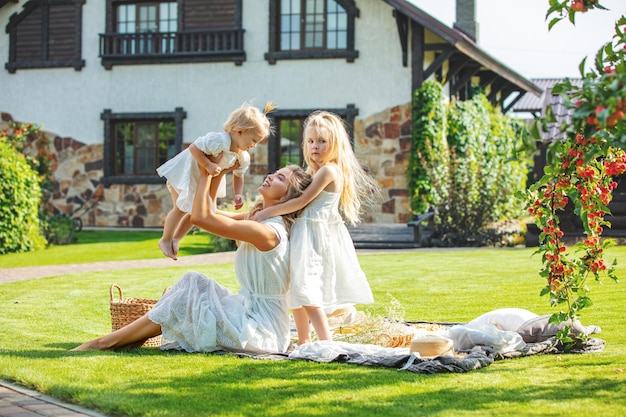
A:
<box><xmin>1</xmin><ymin>236</ymin><xmax>626</xmax><ymax>416</ymax></box>
<box><xmin>0</xmin><ymin>229</ymin><xmax>218</xmax><ymax>267</ymax></box>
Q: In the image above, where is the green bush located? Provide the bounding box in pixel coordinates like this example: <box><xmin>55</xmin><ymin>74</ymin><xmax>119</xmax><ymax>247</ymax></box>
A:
<box><xmin>410</xmin><ymin>82</ymin><xmax>528</xmax><ymax>246</ymax></box>
<box><xmin>40</xmin><ymin>213</ymin><xmax>80</xmax><ymax>245</ymax></box>
<box><xmin>0</xmin><ymin>140</ymin><xmax>46</xmax><ymax>254</ymax></box>
<box><xmin>444</xmin><ymin>94</ymin><xmax>528</xmax><ymax>222</ymax></box>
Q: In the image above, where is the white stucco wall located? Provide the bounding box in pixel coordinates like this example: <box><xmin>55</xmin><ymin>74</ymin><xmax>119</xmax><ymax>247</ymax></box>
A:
<box><xmin>0</xmin><ymin>0</ymin><xmax>412</xmax><ymax>144</ymax></box>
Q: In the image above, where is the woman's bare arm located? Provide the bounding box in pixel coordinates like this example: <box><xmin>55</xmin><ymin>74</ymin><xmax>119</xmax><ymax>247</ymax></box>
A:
<box><xmin>253</xmin><ymin>164</ymin><xmax>336</xmax><ymax>221</ymax></box>
<box><xmin>190</xmin><ymin>172</ymin><xmax>278</xmax><ymax>251</ymax></box>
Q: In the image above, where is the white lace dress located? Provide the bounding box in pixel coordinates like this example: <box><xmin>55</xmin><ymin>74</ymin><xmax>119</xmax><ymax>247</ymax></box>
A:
<box><xmin>288</xmin><ymin>190</ymin><xmax>374</xmax><ymax>312</ymax></box>
<box><xmin>156</xmin><ymin>131</ymin><xmax>250</xmax><ymax>212</ymax></box>
<box><xmin>148</xmin><ymin>217</ymin><xmax>291</xmax><ymax>354</ymax></box>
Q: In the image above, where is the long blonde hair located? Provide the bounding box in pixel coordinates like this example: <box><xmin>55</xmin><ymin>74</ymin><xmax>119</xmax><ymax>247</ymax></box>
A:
<box><xmin>223</xmin><ymin>101</ymin><xmax>277</xmax><ymax>141</ymax></box>
<box><xmin>302</xmin><ymin>111</ymin><xmax>381</xmax><ymax>225</ymax></box>
<box><xmin>248</xmin><ymin>165</ymin><xmax>313</xmax><ymax>236</ymax></box>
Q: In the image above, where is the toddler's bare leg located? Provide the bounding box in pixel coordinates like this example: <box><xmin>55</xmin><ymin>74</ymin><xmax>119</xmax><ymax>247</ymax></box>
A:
<box><xmin>159</xmin><ymin>185</ymin><xmax>184</xmax><ymax>260</ymax></box>
<box><xmin>172</xmin><ymin>213</ymin><xmax>194</xmax><ymax>257</ymax></box>
<box><xmin>71</xmin><ymin>315</ymin><xmax>162</xmax><ymax>351</ymax></box>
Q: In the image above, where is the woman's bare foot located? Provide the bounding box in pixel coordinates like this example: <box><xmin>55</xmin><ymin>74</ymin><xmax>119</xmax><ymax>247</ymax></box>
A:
<box><xmin>70</xmin><ymin>338</ymin><xmax>110</xmax><ymax>351</ymax></box>
<box><xmin>158</xmin><ymin>239</ymin><xmax>177</xmax><ymax>260</ymax></box>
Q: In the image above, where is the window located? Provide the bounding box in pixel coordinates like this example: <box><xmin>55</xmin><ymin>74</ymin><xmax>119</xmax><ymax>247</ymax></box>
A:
<box><xmin>267</xmin><ymin>105</ymin><xmax>357</xmax><ymax>173</ymax></box>
<box><xmin>101</xmin><ymin>0</ymin><xmax>245</xmax><ymax>68</ymax></box>
<box><xmin>278</xmin><ymin>118</ymin><xmax>305</xmax><ymax>167</ymax></box>
<box><xmin>266</xmin><ymin>0</ymin><xmax>358</xmax><ymax>64</ymax></box>
<box><xmin>5</xmin><ymin>0</ymin><xmax>85</xmax><ymax>73</ymax></box>
<box><xmin>101</xmin><ymin>108</ymin><xmax>186</xmax><ymax>185</ymax></box>
<box><xmin>114</xmin><ymin>1</ymin><xmax>177</xmax><ymax>54</ymax></box>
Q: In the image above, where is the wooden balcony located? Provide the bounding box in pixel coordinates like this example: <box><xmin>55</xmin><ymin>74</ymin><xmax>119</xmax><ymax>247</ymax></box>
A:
<box><xmin>99</xmin><ymin>29</ymin><xmax>246</xmax><ymax>69</ymax></box>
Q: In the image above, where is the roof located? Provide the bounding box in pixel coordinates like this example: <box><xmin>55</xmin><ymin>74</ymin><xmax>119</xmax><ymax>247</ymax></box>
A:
<box><xmin>513</xmin><ymin>78</ymin><xmax>583</xmax><ymax>113</ymax></box>
<box><xmin>511</xmin><ymin>78</ymin><xmax>583</xmax><ymax>141</ymax></box>
<box><xmin>383</xmin><ymin>0</ymin><xmax>543</xmax><ymax>98</ymax></box>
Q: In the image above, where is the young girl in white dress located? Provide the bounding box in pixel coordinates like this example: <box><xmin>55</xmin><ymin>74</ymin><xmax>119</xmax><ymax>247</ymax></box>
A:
<box><xmin>72</xmin><ymin>165</ymin><xmax>313</xmax><ymax>353</ymax></box>
<box><xmin>157</xmin><ymin>102</ymin><xmax>275</xmax><ymax>260</ymax></box>
<box><xmin>253</xmin><ymin>110</ymin><xmax>381</xmax><ymax>345</ymax></box>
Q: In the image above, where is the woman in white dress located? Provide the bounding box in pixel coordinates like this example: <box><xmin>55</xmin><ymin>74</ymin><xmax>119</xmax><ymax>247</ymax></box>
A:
<box><xmin>72</xmin><ymin>164</ymin><xmax>312</xmax><ymax>354</ymax></box>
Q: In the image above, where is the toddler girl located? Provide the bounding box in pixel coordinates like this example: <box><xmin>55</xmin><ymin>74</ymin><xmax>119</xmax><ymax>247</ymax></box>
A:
<box><xmin>157</xmin><ymin>102</ymin><xmax>275</xmax><ymax>259</ymax></box>
<box><xmin>253</xmin><ymin>110</ymin><xmax>381</xmax><ymax>344</ymax></box>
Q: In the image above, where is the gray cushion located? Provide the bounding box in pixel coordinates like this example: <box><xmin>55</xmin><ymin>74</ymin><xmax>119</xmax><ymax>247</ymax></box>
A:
<box><xmin>516</xmin><ymin>314</ymin><xmax>601</xmax><ymax>343</ymax></box>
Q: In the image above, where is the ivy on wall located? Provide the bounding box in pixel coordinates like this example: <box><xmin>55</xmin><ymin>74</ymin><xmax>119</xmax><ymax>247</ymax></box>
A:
<box><xmin>407</xmin><ymin>81</ymin><xmax>447</xmax><ymax>215</ymax></box>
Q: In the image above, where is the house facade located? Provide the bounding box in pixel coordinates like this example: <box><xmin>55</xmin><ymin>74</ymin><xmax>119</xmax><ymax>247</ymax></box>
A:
<box><xmin>0</xmin><ymin>0</ymin><xmax>540</xmax><ymax>228</ymax></box>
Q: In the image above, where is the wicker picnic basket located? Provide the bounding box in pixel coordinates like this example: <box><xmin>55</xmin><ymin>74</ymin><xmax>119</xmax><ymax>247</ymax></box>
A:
<box><xmin>109</xmin><ymin>283</ymin><xmax>162</xmax><ymax>347</ymax></box>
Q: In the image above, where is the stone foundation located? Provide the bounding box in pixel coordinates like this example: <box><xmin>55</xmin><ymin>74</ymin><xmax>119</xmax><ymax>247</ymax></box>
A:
<box><xmin>355</xmin><ymin>103</ymin><xmax>413</xmax><ymax>223</ymax></box>
<box><xmin>1</xmin><ymin>103</ymin><xmax>414</xmax><ymax>228</ymax></box>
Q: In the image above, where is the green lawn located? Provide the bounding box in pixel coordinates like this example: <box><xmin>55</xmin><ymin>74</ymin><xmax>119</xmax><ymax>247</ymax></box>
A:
<box><xmin>1</xmin><ymin>242</ymin><xmax>625</xmax><ymax>416</ymax></box>
<box><xmin>0</xmin><ymin>229</ymin><xmax>218</xmax><ymax>267</ymax></box>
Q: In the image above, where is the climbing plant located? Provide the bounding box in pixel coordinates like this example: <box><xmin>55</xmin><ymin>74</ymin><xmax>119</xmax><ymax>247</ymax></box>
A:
<box><xmin>523</xmin><ymin>0</ymin><xmax>626</xmax><ymax>346</ymax></box>
<box><xmin>408</xmin><ymin>81</ymin><xmax>447</xmax><ymax>215</ymax></box>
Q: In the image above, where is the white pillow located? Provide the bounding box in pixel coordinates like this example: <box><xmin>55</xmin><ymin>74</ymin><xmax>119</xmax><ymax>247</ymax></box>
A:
<box><xmin>468</xmin><ymin>308</ymin><xmax>539</xmax><ymax>332</ymax></box>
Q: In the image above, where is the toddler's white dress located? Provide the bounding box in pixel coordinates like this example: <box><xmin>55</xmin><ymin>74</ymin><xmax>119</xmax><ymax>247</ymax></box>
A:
<box><xmin>156</xmin><ymin>131</ymin><xmax>250</xmax><ymax>213</ymax></box>
<box><xmin>288</xmin><ymin>190</ymin><xmax>374</xmax><ymax>312</ymax></box>
<box><xmin>148</xmin><ymin>217</ymin><xmax>291</xmax><ymax>354</ymax></box>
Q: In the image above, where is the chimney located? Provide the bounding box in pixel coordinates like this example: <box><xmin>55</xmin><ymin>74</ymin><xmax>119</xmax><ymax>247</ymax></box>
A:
<box><xmin>454</xmin><ymin>0</ymin><xmax>479</xmax><ymax>42</ymax></box>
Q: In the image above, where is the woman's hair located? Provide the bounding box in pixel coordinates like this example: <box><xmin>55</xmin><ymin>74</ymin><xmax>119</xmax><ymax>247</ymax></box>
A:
<box><xmin>302</xmin><ymin>111</ymin><xmax>381</xmax><ymax>225</ymax></box>
<box><xmin>223</xmin><ymin>101</ymin><xmax>276</xmax><ymax>142</ymax></box>
<box><xmin>248</xmin><ymin>165</ymin><xmax>313</xmax><ymax>236</ymax></box>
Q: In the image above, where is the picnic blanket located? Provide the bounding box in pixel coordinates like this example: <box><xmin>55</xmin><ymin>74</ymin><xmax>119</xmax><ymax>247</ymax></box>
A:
<box><xmin>213</xmin><ymin>322</ymin><xmax>605</xmax><ymax>374</ymax></box>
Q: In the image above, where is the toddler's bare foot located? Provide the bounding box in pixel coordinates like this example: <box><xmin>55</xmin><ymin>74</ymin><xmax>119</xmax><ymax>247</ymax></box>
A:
<box><xmin>172</xmin><ymin>240</ymin><xmax>180</xmax><ymax>258</ymax></box>
<box><xmin>158</xmin><ymin>239</ymin><xmax>177</xmax><ymax>260</ymax></box>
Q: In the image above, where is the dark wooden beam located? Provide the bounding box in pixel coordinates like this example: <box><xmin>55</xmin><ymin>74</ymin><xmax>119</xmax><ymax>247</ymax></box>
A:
<box><xmin>487</xmin><ymin>78</ymin><xmax>508</xmax><ymax>103</ymax></box>
<box><xmin>495</xmin><ymin>86</ymin><xmax>514</xmax><ymax>108</ymax></box>
<box><xmin>502</xmin><ymin>90</ymin><xmax>524</xmax><ymax>114</ymax></box>
<box><xmin>478</xmin><ymin>71</ymin><xmax>499</xmax><ymax>90</ymax></box>
<box><xmin>393</xmin><ymin>10</ymin><xmax>409</xmax><ymax>67</ymax></box>
<box><xmin>411</xmin><ymin>20</ymin><xmax>424</xmax><ymax>93</ymax></box>
<box><xmin>450</xmin><ymin>64</ymin><xmax>480</xmax><ymax>96</ymax></box>
<box><xmin>423</xmin><ymin>46</ymin><xmax>455</xmax><ymax>81</ymax></box>
<box><xmin>423</xmin><ymin>43</ymin><xmax>449</xmax><ymax>51</ymax></box>
<box><xmin>444</xmin><ymin>56</ymin><xmax>471</xmax><ymax>83</ymax></box>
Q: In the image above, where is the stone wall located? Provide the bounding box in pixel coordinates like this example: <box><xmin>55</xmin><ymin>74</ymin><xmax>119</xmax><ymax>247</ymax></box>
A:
<box><xmin>1</xmin><ymin>103</ymin><xmax>414</xmax><ymax>228</ymax></box>
<box><xmin>355</xmin><ymin>102</ymin><xmax>413</xmax><ymax>223</ymax></box>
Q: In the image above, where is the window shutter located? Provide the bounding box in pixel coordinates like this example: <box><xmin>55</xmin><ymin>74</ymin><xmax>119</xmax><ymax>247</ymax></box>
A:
<box><xmin>14</xmin><ymin>6</ymin><xmax>43</xmax><ymax>62</ymax></box>
<box><xmin>48</xmin><ymin>3</ymin><xmax>79</xmax><ymax>61</ymax></box>
<box><xmin>184</xmin><ymin>0</ymin><xmax>236</xmax><ymax>29</ymax></box>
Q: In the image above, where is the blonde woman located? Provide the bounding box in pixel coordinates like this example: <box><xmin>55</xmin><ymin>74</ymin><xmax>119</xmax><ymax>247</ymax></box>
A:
<box><xmin>72</xmin><ymin>165</ymin><xmax>312</xmax><ymax>353</ymax></box>
<box><xmin>253</xmin><ymin>111</ymin><xmax>381</xmax><ymax>345</ymax></box>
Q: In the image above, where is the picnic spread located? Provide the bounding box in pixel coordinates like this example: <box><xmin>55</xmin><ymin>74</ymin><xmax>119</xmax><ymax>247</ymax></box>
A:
<box><xmin>196</xmin><ymin>307</ymin><xmax>605</xmax><ymax>374</ymax></box>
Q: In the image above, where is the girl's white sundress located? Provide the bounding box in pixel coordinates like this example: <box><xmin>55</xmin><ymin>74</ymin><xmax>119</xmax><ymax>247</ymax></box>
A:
<box><xmin>288</xmin><ymin>189</ymin><xmax>374</xmax><ymax>312</ymax></box>
<box><xmin>156</xmin><ymin>131</ymin><xmax>250</xmax><ymax>213</ymax></box>
<box><xmin>148</xmin><ymin>217</ymin><xmax>291</xmax><ymax>354</ymax></box>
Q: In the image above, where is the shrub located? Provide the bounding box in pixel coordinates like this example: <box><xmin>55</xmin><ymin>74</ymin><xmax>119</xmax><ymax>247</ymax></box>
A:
<box><xmin>0</xmin><ymin>140</ymin><xmax>46</xmax><ymax>254</ymax></box>
<box><xmin>411</xmin><ymin>84</ymin><xmax>528</xmax><ymax>246</ymax></box>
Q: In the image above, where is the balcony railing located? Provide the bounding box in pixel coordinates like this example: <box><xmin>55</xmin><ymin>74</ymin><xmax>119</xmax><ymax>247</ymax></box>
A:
<box><xmin>99</xmin><ymin>29</ymin><xmax>245</xmax><ymax>68</ymax></box>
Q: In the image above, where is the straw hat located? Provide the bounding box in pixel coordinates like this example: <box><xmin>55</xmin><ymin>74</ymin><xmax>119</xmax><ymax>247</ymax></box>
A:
<box><xmin>409</xmin><ymin>334</ymin><xmax>454</xmax><ymax>358</ymax></box>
